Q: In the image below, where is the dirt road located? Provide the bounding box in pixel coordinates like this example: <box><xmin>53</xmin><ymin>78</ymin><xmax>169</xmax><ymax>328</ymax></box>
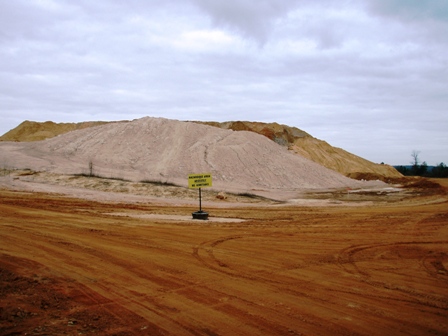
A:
<box><xmin>1</xmin><ymin>188</ymin><xmax>447</xmax><ymax>335</ymax></box>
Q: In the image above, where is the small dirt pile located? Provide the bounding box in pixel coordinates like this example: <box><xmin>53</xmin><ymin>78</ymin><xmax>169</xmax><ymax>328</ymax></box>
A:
<box><xmin>0</xmin><ymin>117</ymin><xmax>383</xmax><ymax>194</ymax></box>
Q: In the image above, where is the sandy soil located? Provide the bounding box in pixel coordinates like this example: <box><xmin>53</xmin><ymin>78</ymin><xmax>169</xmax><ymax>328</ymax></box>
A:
<box><xmin>1</xmin><ymin>178</ymin><xmax>447</xmax><ymax>335</ymax></box>
<box><xmin>0</xmin><ymin>169</ymin><xmax>413</xmax><ymax>208</ymax></box>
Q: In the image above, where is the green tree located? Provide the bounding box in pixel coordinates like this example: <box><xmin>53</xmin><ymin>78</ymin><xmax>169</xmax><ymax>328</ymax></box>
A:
<box><xmin>432</xmin><ymin>162</ymin><xmax>448</xmax><ymax>178</ymax></box>
<box><xmin>419</xmin><ymin>161</ymin><xmax>428</xmax><ymax>176</ymax></box>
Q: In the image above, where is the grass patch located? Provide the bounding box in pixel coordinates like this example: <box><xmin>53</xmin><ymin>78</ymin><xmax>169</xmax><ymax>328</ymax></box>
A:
<box><xmin>73</xmin><ymin>173</ymin><xmax>129</xmax><ymax>182</ymax></box>
<box><xmin>0</xmin><ymin>168</ymin><xmax>12</xmax><ymax>176</ymax></box>
<box><xmin>140</xmin><ymin>179</ymin><xmax>179</xmax><ymax>187</ymax></box>
<box><xmin>73</xmin><ymin>173</ymin><xmax>102</xmax><ymax>178</ymax></box>
<box><xmin>17</xmin><ymin>170</ymin><xmax>37</xmax><ymax>176</ymax></box>
<box><xmin>234</xmin><ymin>192</ymin><xmax>279</xmax><ymax>202</ymax></box>
<box><xmin>236</xmin><ymin>192</ymin><xmax>260</xmax><ymax>199</ymax></box>
<box><xmin>72</xmin><ymin>174</ymin><xmax>180</xmax><ymax>187</ymax></box>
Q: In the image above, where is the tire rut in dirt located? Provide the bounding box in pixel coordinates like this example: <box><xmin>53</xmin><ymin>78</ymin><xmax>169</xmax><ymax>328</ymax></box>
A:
<box><xmin>336</xmin><ymin>241</ymin><xmax>448</xmax><ymax>309</ymax></box>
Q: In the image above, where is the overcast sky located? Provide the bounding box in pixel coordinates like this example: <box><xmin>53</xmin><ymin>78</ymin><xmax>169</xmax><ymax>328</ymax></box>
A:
<box><xmin>1</xmin><ymin>0</ymin><xmax>447</xmax><ymax>165</ymax></box>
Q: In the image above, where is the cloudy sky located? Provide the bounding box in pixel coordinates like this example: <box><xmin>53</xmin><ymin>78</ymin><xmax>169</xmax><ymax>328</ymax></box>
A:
<box><xmin>1</xmin><ymin>0</ymin><xmax>447</xmax><ymax>165</ymax></box>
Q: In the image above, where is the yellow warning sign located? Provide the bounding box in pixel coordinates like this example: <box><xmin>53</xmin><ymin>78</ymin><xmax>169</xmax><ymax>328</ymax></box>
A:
<box><xmin>188</xmin><ymin>173</ymin><xmax>212</xmax><ymax>189</ymax></box>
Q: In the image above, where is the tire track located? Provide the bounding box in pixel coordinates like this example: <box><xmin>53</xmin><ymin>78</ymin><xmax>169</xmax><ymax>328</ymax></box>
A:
<box><xmin>0</xmin><ymin>229</ymin><xmax>210</xmax><ymax>335</ymax></box>
<box><xmin>336</xmin><ymin>241</ymin><xmax>448</xmax><ymax>309</ymax></box>
<box><xmin>192</xmin><ymin>234</ymin><xmax>371</xmax><ymax>335</ymax></box>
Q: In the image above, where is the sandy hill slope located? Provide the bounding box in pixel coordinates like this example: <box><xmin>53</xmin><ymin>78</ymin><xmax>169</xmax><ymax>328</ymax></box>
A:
<box><xmin>198</xmin><ymin>121</ymin><xmax>312</xmax><ymax>146</ymax></box>
<box><xmin>198</xmin><ymin>121</ymin><xmax>401</xmax><ymax>179</ymax></box>
<box><xmin>290</xmin><ymin>137</ymin><xmax>401</xmax><ymax>179</ymax></box>
<box><xmin>1</xmin><ymin>118</ymin><xmax>401</xmax><ymax>180</ymax></box>
<box><xmin>0</xmin><ymin>117</ymin><xmax>383</xmax><ymax>194</ymax></box>
<box><xmin>0</xmin><ymin>120</ymin><xmax>113</xmax><ymax>142</ymax></box>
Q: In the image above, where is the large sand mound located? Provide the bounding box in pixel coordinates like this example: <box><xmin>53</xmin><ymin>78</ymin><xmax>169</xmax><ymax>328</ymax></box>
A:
<box><xmin>0</xmin><ymin>117</ymin><xmax>383</xmax><ymax>194</ymax></box>
<box><xmin>1</xmin><ymin>119</ymin><xmax>402</xmax><ymax>180</ymax></box>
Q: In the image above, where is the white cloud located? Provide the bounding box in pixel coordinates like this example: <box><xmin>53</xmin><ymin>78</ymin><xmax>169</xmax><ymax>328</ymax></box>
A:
<box><xmin>191</xmin><ymin>0</ymin><xmax>300</xmax><ymax>43</ymax></box>
<box><xmin>0</xmin><ymin>0</ymin><xmax>447</xmax><ymax>165</ymax></box>
<box><xmin>176</xmin><ymin>30</ymin><xmax>239</xmax><ymax>51</ymax></box>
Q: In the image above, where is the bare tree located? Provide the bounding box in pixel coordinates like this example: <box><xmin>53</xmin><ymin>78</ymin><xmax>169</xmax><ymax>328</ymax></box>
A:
<box><xmin>410</xmin><ymin>150</ymin><xmax>420</xmax><ymax>167</ymax></box>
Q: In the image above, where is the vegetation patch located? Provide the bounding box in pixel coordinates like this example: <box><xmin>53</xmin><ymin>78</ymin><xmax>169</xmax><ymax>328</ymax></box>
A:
<box><xmin>140</xmin><ymin>179</ymin><xmax>179</xmax><ymax>187</ymax></box>
<box><xmin>73</xmin><ymin>173</ymin><xmax>129</xmax><ymax>182</ymax></box>
<box><xmin>234</xmin><ymin>192</ymin><xmax>278</xmax><ymax>202</ymax></box>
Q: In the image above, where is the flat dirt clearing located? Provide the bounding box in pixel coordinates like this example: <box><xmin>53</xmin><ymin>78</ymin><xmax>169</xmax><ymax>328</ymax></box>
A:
<box><xmin>1</xmin><ymin>186</ymin><xmax>448</xmax><ymax>335</ymax></box>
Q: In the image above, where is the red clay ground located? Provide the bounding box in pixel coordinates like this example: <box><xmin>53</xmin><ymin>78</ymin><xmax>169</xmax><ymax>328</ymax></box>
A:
<box><xmin>1</xmin><ymin>181</ymin><xmax>448</xmax><ymax>335</ymax></box>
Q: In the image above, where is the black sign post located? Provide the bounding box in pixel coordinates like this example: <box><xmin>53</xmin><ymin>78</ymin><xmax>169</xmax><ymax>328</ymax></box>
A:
<box><xmin>199</xmin><ymin>187</ymin><xmax>202</xmax><ymax>211</ymax></box>
<box><xmin>192</xmin><ymin>187</ymin><xmax>208</xmax><ymax>220</ymax></box>
<box><xmin>189</xmin><ymin>173</ymin><xmax>212</xmax><ymax>220</ymax></box>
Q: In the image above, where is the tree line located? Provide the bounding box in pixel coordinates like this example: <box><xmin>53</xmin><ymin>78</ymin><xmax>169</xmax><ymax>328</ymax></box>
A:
<box><xmin>394</xmin><ymin>151</ymin><xmax>448</xmax><ymax>178</ymax></box>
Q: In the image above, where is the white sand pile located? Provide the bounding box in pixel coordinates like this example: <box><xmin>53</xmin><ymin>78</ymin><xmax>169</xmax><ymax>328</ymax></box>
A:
<box><xmin>0</xmin><ymin>117</ymin><xmax>383</xmax><ymax>194</ymax></box>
